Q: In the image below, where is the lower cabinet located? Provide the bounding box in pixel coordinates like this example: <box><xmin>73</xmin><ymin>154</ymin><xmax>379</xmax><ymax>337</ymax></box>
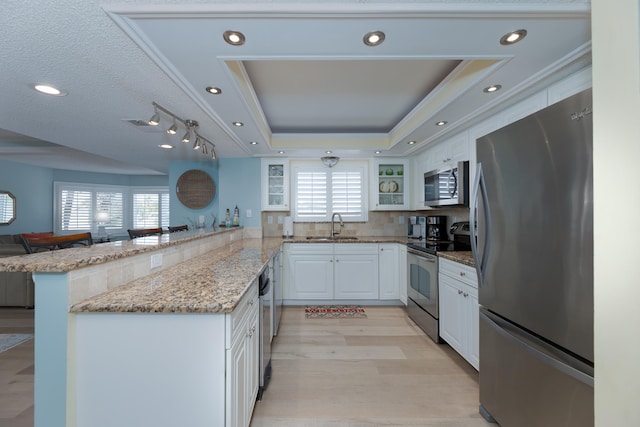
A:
<box><xmin>287</xmin><ymin>243</ymin><xmax>334</xmax><ymax>299</ymax></box>
<box><xmin>226</xmin><ymin>295</ymin><xmax>259</xmax><ymax>427</ymax></box>
<box><xmin>285</xmin><ymin>243</ymin><xmax>384</xmax><ymax>301</ymax></box>
<box><xmin>379</xmin><ymin>243</ymin><xmax>399</xmax><ymax>300</ymax></box>
<box><xmin>73</xmin><ymin>283</ymin><xmax>260</xmax><ymax>427</ymax></box>
<box><xmin>334</xmin><ymin>244</ymin><xmax>379</xmax><ymax>299</ymax></box>
<box><xmin>438</xmin><ymin>258</ymin><xmax>479</xmax><ymax>370</ymax></box>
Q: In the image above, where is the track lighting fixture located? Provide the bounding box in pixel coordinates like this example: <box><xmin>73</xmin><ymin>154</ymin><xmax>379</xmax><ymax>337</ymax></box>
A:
<box><xmin>147</xmin><ymin>102</ymin><xmax>218</xmax><ymax>160</ymax></box>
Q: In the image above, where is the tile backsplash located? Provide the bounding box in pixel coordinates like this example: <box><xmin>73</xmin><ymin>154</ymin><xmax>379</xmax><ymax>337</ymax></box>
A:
<box><xmin>261</xmin><ymin>207</ymin><xmax>470</xmax><ymax>239</ymax></box>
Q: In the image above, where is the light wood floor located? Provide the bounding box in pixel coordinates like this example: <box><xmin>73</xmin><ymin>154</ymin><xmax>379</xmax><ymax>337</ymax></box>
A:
<box><xmin>0</xmin><ymin>308</ymin><xmax>34</xmax><ymax>427</ymax></box>
<box><xmin>0</xmin><ymin>306</ymin><xmax>492</xmax><ymax>427</ymax></box>
<box><xmin>251</xmin><ymin>306</ymin><xmax>492</xmax><ymax>427</ymax></box>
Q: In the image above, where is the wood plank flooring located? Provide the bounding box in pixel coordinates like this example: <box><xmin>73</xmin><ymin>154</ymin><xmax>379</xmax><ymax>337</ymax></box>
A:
<box><xmin>0</xmin><ymin>308</ymin><xmax>34</xmax><ymax>427</ymax></box>
<box><xmin>250</xmin><ymin>306</ymin><xmax>492</xmax><ymax>427</ymax></box>
<box><xmin>0</xmin><ymin>306</ymin><xmax>492</xmax><ymax>427</ymax></box>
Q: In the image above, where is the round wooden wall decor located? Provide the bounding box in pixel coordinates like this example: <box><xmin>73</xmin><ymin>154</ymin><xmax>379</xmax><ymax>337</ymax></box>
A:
<box><xmin>176</xmin><ymin>170</ymin><xmax>216</xmax><ymax>209</ymax></box>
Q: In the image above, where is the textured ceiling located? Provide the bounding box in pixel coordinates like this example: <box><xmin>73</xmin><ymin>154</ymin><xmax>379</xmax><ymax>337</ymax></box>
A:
<box><xmin>0</xmin><ymin>0</ymin><xmax>591</xmax><ymax>175</ymax></box>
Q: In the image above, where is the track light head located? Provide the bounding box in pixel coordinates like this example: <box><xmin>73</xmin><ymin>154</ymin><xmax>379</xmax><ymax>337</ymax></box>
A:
<box><xmin>181</xmin><ymin>130</ymin><xmax>190</xmax><ymax>143</ymax></box>
<box><xmin>148</xmin><ymin>109</ymin><xmax>160</xmax><ymax>126</ymax></box>
<box><xmin>193</xmin><ymin>137</ymin><xmax>201</xmax><ymax>150</ymax></box>
<box><xmin>167</xmin><ymin>122</ymin><xmax>177</xmax><ymax>135</ymax></box>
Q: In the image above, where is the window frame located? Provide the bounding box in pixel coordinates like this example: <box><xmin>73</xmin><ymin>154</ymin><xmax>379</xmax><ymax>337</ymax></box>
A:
<box><xmin>53</xmin><ymin>182</ymin><xmax>169</xmax><ymax>236</ymax></box>
<box><xmin>291</xmin><ymin>161</ymin><xmax>368</xmax><ymax>223</ymax></box>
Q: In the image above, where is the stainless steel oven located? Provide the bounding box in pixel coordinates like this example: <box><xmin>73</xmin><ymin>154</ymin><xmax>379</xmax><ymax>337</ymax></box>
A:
<box><xmin>406</xmin><ymin>249</ymin><xmax>440</xmax><ymax>343</ymax></box>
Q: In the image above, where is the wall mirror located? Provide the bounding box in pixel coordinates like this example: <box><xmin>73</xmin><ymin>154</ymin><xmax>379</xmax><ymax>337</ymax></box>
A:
<box><xmin>0</xmin><ymin>191</ymin><xmax>16</xmax><ymax>225</ymax></box>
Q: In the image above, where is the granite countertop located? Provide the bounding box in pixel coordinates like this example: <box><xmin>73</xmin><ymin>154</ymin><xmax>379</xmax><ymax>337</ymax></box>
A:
<box><xmin>70</xmin><ymin>237</ymin><xmax>283</xmax><ymax>314</ymax></box>
<box><xmin>284</xmin><ymin>236</ymin><xmax>411</xmax><ymax>244</ymax></box>
<box><xmin>0</xmin><ymin>227</ymin><xmax>236</xmax><ymax>273</ymax></box>
<box><xmin>438</xmin><ymin>251</ymin><xmax>475</xmax><ymax>267</ymax></box>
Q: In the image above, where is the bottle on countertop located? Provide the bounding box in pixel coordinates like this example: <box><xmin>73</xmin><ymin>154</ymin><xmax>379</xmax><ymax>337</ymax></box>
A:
<box><xmin>233</xmin><ymin>205</ymin><xmax>240</xmax><ymax>226</ymax></box>
<box><xmin>225</xmin><ymin>208</ymin><xmax>231</xmax><ymax>227</ymax></box>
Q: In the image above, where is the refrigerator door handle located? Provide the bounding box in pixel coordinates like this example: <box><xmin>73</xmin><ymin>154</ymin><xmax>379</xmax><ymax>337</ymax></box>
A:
<box><xmin>481</xmin><ymin>310</ymin><xmax>594</xmax><ymax>387</ymax></box>
<box><xmin>470</xmin><ymin>162</ymin><xmax>491</xmax><ymax>287</ymax></box>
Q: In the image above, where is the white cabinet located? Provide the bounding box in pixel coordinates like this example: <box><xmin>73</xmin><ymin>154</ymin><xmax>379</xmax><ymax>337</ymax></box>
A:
<box><xmin>438</xmin><ymin>258</ymin><xmax>479</xmax><ymax>370</ymax></box>
<box><xmin>398</xmin><ymin>245</ymin><xmax>407</xmax><ymax>305</ymax></box>
<box><xmin>73</xmin><ymin>283</ymin><xmax>260</xmax><ymax>427</ymax></box>
<box><xmin>334</xmin><ymin>244</ymin><xmax>379</xmax><ymax>299</ymax></box>
<box><xmin>426</xmin><ymin>133</ymin><xmax>469</xmax><ymax>171</ymax></box>
<box><xmin>378</xmin><ymin>243</ymin><xmax>400</xmax><ymax>300</ymax></box>
<box><xmin>261</xmin><ymin>158</ymin><xmax>290</xmax><ymax>211</ymax></box>
<box><xmin>286</xmin><ymin>243</ymin><xmax>334</xmax><ymax>299</ymax></box>
<box><xmin>226</xmin><ymin>285</ymin><xmax>260</xmax><ymax>427</ymax></box>
<box><xmin>285</xmin><ymin>243</ymin><xmax>383</xmax><ymax>301</ymax></box>
<box><xmin>370</xmin><ymin>159</ymin><xmax>410</xmax><ymax>210</ymax></box>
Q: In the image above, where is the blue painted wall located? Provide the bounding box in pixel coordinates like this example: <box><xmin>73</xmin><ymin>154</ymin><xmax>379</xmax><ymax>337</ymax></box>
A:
<box><xmin>0</xmin><ymin>157</ymin><xmax>262</xmax><ymax>235</ymax></box>
<box><xmin>0</xmin><ymin>159</ymin><xmax>168</xmax><ymax>235</ymax></box>
<box><xmin>218</xmin><ymin>157</ymin><xmax>261</xmax><ymax>228</ymax></box>
<box><xmin>0</xmin><ymin>161</ymin><xmax>53</xmax><ymax>234</ymax></box>
<box><xmin>168</xmin><ymin>158</ymin><xmax>261</xmax><ymax>229</ymax></box>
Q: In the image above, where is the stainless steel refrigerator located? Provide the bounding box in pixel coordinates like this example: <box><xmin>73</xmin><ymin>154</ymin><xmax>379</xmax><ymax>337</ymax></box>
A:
<box><xmin>471</xmin><ymin>88</ymin><xmax>593</xmax><ymax>426</ymax></box>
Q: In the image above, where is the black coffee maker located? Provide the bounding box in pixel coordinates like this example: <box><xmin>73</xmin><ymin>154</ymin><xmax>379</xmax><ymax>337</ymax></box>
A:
<box><xmin>426</xmin><ymin>216</ymin><xmax>447</xmax><ymax>241</ymax></box>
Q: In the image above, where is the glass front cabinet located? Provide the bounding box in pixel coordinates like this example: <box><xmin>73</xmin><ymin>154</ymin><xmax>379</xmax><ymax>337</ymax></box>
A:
<box><xmin>261</xmin><ymin>158</ymin><xmax>290</xmax><ymax>211</ymax></box>
<box><xmin>370</xmin><ymin>159</ymin><xmax>410</xmax><ymax>210</ymax></box>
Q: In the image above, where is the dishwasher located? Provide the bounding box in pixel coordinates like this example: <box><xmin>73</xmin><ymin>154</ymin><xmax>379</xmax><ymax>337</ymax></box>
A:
<box><xmin>258</xmin><ymin>266</ymin><xmax>272</xmax><ymax>400</ymax></box>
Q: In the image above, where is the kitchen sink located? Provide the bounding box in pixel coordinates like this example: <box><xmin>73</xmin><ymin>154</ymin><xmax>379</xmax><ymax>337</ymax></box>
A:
<box><xmin>305</xmin><ymin>236</ymin><xmax>358</xmax><ymax>241</ymax></box>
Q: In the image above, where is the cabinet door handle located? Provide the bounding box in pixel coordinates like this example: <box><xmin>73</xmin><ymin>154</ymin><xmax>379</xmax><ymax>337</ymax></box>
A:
<box><xmin>458</xmin><ymin>290</ymin><xmax>463</xmax><ymax>295</ymax></box>
<box><xmin>463</xmin><ymin>292</ymin><xmax>469</xmax><ymax>297</ymax></box>
<box><xmin>459</xmin><ymin>272</ymin><xmax>466</xmax><ymax>277</ymax></box>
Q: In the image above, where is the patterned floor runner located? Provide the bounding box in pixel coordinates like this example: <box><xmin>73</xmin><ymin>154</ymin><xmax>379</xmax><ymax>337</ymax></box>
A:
<box><xmin>304</xmin><ymin>304</ymin><xmax>367</xmax><ymax>319</ymax></box>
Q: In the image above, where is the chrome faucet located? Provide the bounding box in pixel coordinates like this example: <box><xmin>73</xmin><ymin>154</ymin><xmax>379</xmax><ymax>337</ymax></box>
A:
<box><xmin>331</xmin><ymin>212</ymin><xmax>343</xmax><ymax>238</ymax></box>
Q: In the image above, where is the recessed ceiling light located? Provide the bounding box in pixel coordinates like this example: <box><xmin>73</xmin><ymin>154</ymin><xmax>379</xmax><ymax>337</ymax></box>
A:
<box><xmin>375</xmin><ymin>151</ymin><xmax>381</xmax><ymax>154</ymax></box>
<box><xmin>363</xmin><ymin>31</ymin><xmax>385</xmax><ymax>46</ymax></box>
<box><xmin>33</xmin><ymin>84</ymin><xmax>67</xmax><ymax>96</ymax></box>
<box><xmin>325</xmin><ymin>150</ymin><xmax>332</xmax><ymax>154</ymax></box>
<box><xmin>500</xmin><ymin>29</ymin><xmax>527</xmax><ymax>45</ymax></box>
<box><xmin>233</xmin><ymin>121</ymin><xmax>244</xmax><ymax>127</ymax></box>
<box><xmin>278</xmin><ymin>151</ymin><xmax>285</xmax><ymax>154</ymax></box>
<box><xmin>223</xmin><ymin>30</ymin><xmax>245</xmax><ymax>46</ymax></box>
<box><xmin>407</xmin><ymin>141</ymin><xmax>416</xmax><ymax>145</ymax></box>
<box><xmin>483</xmin><ymin>84</ymin><xmax>502</xmax><ymax>93</ymax></box>
<box><xmin>206</xmin><ymin>86</ymin><xmax>222</xmax><ymax>95</ymax></box>
<box><xmin>250</xmin><ymin>141</ymin><xmax>258</xmax><ymax>145</ymax></box>
<box><xmin>435</xmin><ymin>121</ymin><xmax>448</xmax><ymax>126</ymax></box>
<box><xmin>158</xmin><ymin>144</ymin><xmax>173</xmax><ymax>149</ymax></box>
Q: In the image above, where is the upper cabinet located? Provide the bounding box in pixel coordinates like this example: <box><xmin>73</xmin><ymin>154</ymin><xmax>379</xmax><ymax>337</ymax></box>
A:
<box><xmin>425</xmin><ymin>133</ymin><xmax>469</xmax><ymax>171</ymax></box>
<box><xmin>370</xmin><ymin>159</ymin><xmax>410</xmax><ymax>210</ymax></box>
<box><xmin>261</xmin><ymin>158</ymin><xmax>290</xmax><ymax>211</ymax></box>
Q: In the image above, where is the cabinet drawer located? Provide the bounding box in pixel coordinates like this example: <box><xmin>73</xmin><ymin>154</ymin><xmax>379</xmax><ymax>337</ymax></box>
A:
<box><xmin>226</xmin><ymin>282</ymin><xmax>259</xmax><ymax>349</ymax></box>
<box><xmin>439</xmin><ymin>258</ymin><xmax>477</xmax><ymax>288</ymax></box>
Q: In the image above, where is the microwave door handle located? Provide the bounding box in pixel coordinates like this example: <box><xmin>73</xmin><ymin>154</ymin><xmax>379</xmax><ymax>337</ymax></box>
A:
<box><xmin>470</xmin><ymin>162</ymin><xmax>492</xmax><ymax>288</ymax></box>
<box><xmin>446</xmin><ymin>169</ymin><xmax>455</xmax><ymax>198</ymax></box>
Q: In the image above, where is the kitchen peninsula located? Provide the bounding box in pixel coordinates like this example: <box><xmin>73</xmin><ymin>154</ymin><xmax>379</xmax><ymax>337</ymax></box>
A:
<box><xmin>0</xmin><ymin>228</ymin><xmax>282</xmax><ymax>427</ymax></box>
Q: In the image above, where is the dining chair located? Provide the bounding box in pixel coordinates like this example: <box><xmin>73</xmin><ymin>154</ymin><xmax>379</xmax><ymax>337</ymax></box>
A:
<box><xmin>127</xmin><ymin>227</ymin><xmax>164</xmax><ymax>239</ymax></box>
<box><xmin>20</xmin><ymin>232</ymin><xmax>94</xmax><ymax>254</ymax></box>
<box><xmin>168</xmin><ymin>225</ymin><xmax>189</xmax><ymax>233</ymax></box>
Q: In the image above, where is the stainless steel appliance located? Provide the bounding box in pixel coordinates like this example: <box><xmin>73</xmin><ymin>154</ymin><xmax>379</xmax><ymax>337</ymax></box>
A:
<box><xmin>257</xmin><ymin>267</ymin><xmax>272</xmax><ymax>400</ymax></box>
<box><xmin>407</xmin><ymin>222</ymin><xmax>471</xmax><ymax>343</ymax></box>
<box><xmin>271</xmin><ymin>249</ymin><xmax>283</xmax><ymax>336</ymax></box>
<box><xmin>408</xmin><ymin>216</ymin><xmax>426</xmax><ymax>239</ymax></box>
<box><xmin>424</xmin><ymin>161</ymin><xmax>469</xmax><ymax>207</ymax></box>
<box><xmin>426</xmin><ymin>215</ymin><xmax>447</xmax><ymax>240</ymax></box>
<box><xmin>472</xmin><ymin>88</ymin><xmax>593</xmax><ymax>426</ymax></box>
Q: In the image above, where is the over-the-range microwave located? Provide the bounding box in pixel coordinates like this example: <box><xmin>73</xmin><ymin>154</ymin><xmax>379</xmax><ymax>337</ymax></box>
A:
<box><xmin>424</xmin><ymin>161</ymin><xmax>469</xmax><ymax>207</ymax></box>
